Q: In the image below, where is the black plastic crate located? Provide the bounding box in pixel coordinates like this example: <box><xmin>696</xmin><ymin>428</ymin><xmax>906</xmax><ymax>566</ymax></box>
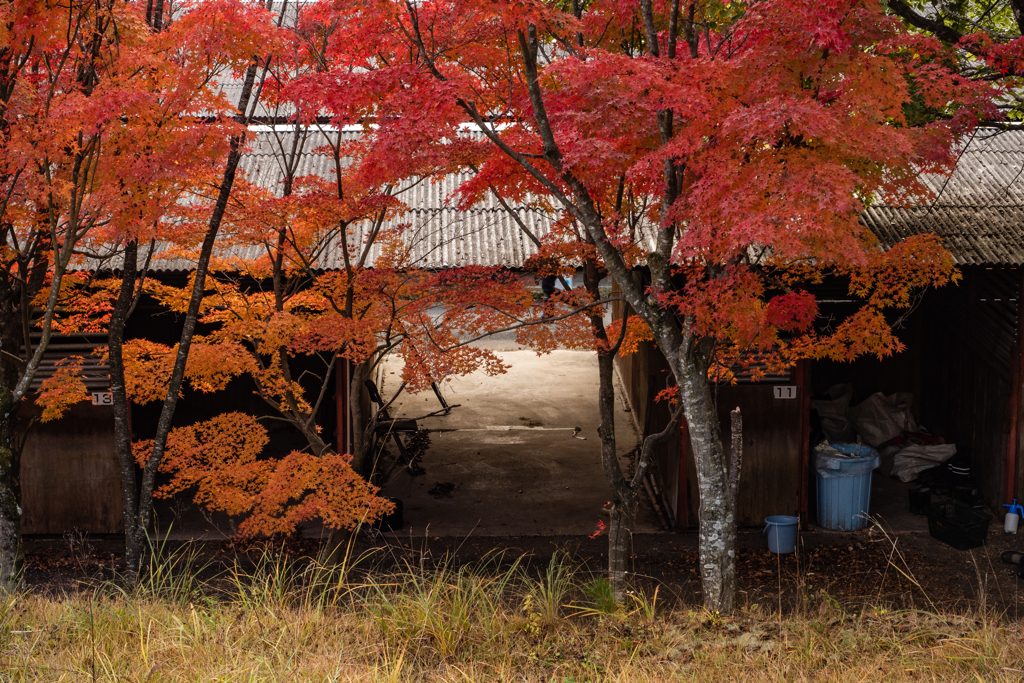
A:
<box><xmin>925</xmin><ymin>499</ymin><xmax>991</xmax><ymax>551</ymax></box>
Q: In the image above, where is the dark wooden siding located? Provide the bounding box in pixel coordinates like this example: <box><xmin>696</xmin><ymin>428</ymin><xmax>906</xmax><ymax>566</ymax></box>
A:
<box><xmin>615</xmin><ymin>267</ymin><xmax>1022</xmax><ymax>525</ymax></box>
<box><xmin>920</xmin><ymin>267</ymin><xmax>1019</xmax><ymax>510</ymax></box>
<box><xmin>716</xmin><ymin>382</ymin><xmax>802</xmax><ymax>525</ymax></box>
<box><xmin>612</xmin><ymin>275</ymin><xmax>803</xmax><ymax>527</ymax></box>
<box><xmin>21</xmin><ymin>400</ymin><xmax>124</xmax><ymax>534</ymax></box>
<box><xmin>813</xmin><ymin>267</ymin><xmax>1021</xmax><ymax>513</ymax></box>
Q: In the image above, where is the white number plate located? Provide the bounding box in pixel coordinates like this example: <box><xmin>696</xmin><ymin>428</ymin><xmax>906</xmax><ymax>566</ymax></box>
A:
<box><xmin>773</xmin><ymin>385</ymin><xmax>797</xmax><ymax>400</ymax></box>
<box><xmin>91</xmin><ymin>391</ymin><xmax>113</xmax><ymax>406</ymax></box>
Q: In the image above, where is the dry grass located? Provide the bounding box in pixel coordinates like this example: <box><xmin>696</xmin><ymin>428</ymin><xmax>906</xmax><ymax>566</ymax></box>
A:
<box><xmin>2</xmin><ymin>547</ymin><xmax>1023</xmax><ymax>682</ymax></box>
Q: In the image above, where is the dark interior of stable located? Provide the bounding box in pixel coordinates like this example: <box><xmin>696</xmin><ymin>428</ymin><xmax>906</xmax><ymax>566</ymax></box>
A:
<box><xmin>809</xmin><ymin>265</ymin><xmax>1021</xmax><ymax>526</ymax></box>
<box><xmin>615</xmin><ymin>266</ymin><xmax>1022</xmax><ymax>531</ymax></box>
<box><xmin>21</xmin><ymin>267</ymin><xmax>1023</xmax><ymax>535</ymax></box>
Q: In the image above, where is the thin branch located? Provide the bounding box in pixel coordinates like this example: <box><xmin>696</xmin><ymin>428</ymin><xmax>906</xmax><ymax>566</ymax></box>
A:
<box><xmin>428</xmin><ymin>297</ymin><xmax>621</xmax><ymax>352</ymax></box>
<box><xmin>607</xmin><ymin>308</ymin><xmax>630</xmax><ymax>357</ymax></box>
<box><xmin>631</xmin><ymin>399</ymin><xmax>685</xmax><ymax>491</ymax></box>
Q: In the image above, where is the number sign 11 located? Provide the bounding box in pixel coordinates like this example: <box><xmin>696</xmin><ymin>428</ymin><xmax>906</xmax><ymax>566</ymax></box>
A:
<box><xmin>773</xmin><ymin>385</ymin><xmax>797</xmax><ymax>400</ymax></box>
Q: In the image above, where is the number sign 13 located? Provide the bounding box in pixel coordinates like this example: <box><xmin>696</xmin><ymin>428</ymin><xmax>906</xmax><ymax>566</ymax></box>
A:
<box><xmin>91</xmin><ymin>391</ymin><xmax>113</xmax><ymax>406</ymax></box>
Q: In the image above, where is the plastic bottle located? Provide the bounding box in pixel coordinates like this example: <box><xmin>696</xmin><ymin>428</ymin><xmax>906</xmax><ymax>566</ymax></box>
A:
<box><xmin>1004</xmin><ymin>499</ymin><xmax>1024</xmax><ymax>534</ymax></box>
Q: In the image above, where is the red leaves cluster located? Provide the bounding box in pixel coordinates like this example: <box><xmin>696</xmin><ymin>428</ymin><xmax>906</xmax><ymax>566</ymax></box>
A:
<box><xmin>35</xmin><ymin>358</ymin><xmax>89</xmax><ymax>423</ymax></box>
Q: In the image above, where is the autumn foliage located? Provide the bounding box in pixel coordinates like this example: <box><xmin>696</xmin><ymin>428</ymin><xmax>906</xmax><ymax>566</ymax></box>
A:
<box><xmin>134</xmin><ymin>413</ymin><xmax>392</xmax><ymax>536</ymax></box>
<box><xmin>10</xmin><ymin>0</ymin><xmax>1017</xmax><ymax>580</ymax></box>
<box><xmin>288</xmin><ymin>0</ymin><xmax>1005</xmax><ymax>610</ymax></box>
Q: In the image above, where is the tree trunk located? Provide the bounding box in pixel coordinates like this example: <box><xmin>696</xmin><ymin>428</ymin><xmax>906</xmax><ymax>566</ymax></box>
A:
<box><xmin>118</xmin><ymin>61</ymin><xmax>261</xmax><ymax>578</ymax></box>
<box><xmin>108</xmin><ymin>240</ymin><xmax>140</xmax><ymax>578</ymax></box>
<box><xmin>0</xmin><ymin>386</ymin><xmax>22</xmax><ymax>585</ymax></box>
<box><xmin>319</xmin><ymin>527</ymin><xmax>354</xmax><ymax>567</ymax></box>
<box><xmin>319</xmin><ymin>361</ymin><xmax>369</xmax><ymax>566</ymax></box>
<box><xmin>0</xmin><ymin>302</ymin><xmax>24</xmax><ymax>586</ymax></box>
<box><xmin>583</xmin><ymin>257</ymin><xmax>636</xmax><ymax>601</ymax></box>
<box><xmin>729</xmin><ymin>407</ymin><xmax>742</xmax><ymax>511</ymax></box>
<box><xmin>596</xmin><ymin>348</ymin><xmax>632</xmax><ymax>600</ymax></box>
<box><xmin>348</xmin><ymin>361</ymin><xmax>370</xmax><ymax>475</ymax></box>
<box><xmin>676</xmin><ymin>345</ymin><xmax>735</xmax><ymax>613</ymax></box>
<box><xmin>607</xmin><ymin>497</ymin><xmax>634</xmax><ymax>599</ymax></box>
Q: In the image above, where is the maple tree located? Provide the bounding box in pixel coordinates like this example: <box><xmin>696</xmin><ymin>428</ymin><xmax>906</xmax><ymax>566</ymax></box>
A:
<box><xmin>0</xmin><ymin>0</ymin><xmax>270</xmax><ymax>581</ymax></box>
<box><xmin>5</xmin><ymin>0</ymin><xmax>1008</xmax><ymax>608</ymax></box>
<box><xmin>99</xmin><ymin>0</ymin><xmax>295</xmax><ymax>577</ymax></box>
<box><xmin>123</xmin><ymin>139</ymin><xmax>540</xmax><ymax>539</ymax></box>
<box><xmin>17</xmin><ymin>0</ymin><xmax>545</xmax><ymax>571</ymax></box>
<box><xmin>292</xmin><ymin>0</ymin><xmax>1005</xmax><ymax>611</ymax></box>
<box><xmin>887</xmin><ymin>0</ymin><xmax>1024</xmax><ymax>102</ymax></box>
<box><xmin>0</xmin><ymin>0</ymin><xmax>287</xmax><ymax>578</ymax></box>
<box><xmin>90</xmin><ymin>1</ymin><xmax>546</xmax><ymax>551</ymax></box>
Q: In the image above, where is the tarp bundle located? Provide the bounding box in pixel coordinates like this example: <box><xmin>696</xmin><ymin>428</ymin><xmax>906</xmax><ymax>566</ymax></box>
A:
<box><xmin>812</xmin><ymin>386</ymin><xmax>956</xmax><ymax>483</ymax></box>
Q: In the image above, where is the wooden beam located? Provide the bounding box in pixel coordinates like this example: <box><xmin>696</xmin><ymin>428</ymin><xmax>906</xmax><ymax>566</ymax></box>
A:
<box><xmin>795</xmin><ymin>359</ymin><xmax>812</xmax><ymax>528</ymax></box>
<box><xmin>677</xmin><ymin>414</ymin><xmax>689</xmax><ymax>528</ymax></box>
<box><xmin>1006</xmin><ymin>268</ymin><xmax>1024</xmax><ymax>504</ymax></box>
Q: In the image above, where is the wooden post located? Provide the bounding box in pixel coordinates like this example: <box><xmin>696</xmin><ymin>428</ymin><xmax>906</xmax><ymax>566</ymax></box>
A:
<box><xmin>677</xmin><ymin>414</ymin><xmax>689</xmax><ymax>527</ymax></box>
<box><xmin>795</xmin><ymin>359</ymin><xmax>812</xmax><ymax>527</ymax></box>
<box><xmin>1006</xmin><ymin>269</ymin><xmax>1024</xmax><ymax>504</ymax></box>
<box><xmin>335</xmin><ymin>357</ymin><xmax>352</xmax><ymax>455</ymax></box>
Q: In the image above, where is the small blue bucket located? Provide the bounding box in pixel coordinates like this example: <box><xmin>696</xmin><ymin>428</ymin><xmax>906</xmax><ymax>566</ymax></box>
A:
<box><xmin>764</xmin><ymin>515</ymin><xmax>799</xmax><ymax>554</ymax></box>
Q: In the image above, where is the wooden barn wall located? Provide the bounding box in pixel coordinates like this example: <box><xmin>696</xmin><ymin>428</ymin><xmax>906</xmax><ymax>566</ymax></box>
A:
<box><xmin>612</xmin><ymin>264</ymin><xmax>818</xmax><ymax>528</ymax></box>
<box><xmin>611</xmin><ymin>275</ymin><xmax>804</xmax><ymax>527</ymax></box>
<box><xmin>20</xmin><ymin>400</ymin><xmax>123</xmax><ymax>534</ymax></box>
<box><xmin>614</xmin><ymin>339</ymin><xmax>803</xmax><ymax>527</ymax></box>
<box><xmin>610</xmin><ymin>277</ymin><xmax>648</xmax><ymax>431</ymax></box>
<box><xmin>611</xmin><ymin>276</ymin><xmax>684</xmax><ymax>525</ymax></box>
<box><xmin>919</xmin><ymin>267</ymin><xmax>1019</xmax><ymax>510</ymax></box>
<box><xmin>813</xmin><ymin>267</ymin><xmax>1021</xmax><ymax>512</ymax></box>
<box><xmin>716</xmin><ymin>383</ymin><xmax>802</xmax><ymax>526</ymax></box>
<box><xmin>614</xmin><ymin>267</ymin><xmax>1024</xmax><ymax>526</ymax></box>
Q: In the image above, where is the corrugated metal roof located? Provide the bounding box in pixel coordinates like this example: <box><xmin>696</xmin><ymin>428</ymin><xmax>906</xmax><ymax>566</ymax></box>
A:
<box><xmin>864</xmin><ymin>128</ymin><xmax>1024</xmax><ymax>265</ymax></box>
<box><xmin>214</xmin><ymin>80</ymin><xmax>298</xmax><ymax>120</ymax></box>
<box><xmin>133</xmin><ymin>206</ymin><xmax>553</xmax><ymax>272</ymax></box>
<box><xmin>76</xmin><ymin>129</ymin><xmax>558</xmax><ymax>273</ymax></box>
<box><xmin>77</xmin><ymin>127</ymin><xmax>1024</xmax><ymax>273</ymax></box>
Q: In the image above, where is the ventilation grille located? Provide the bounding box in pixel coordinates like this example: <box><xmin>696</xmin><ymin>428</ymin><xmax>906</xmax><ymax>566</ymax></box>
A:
<box><xmin>27</xmin><ymin>335</ymin><xmax>109</xmax><ymax>391</ymax></box>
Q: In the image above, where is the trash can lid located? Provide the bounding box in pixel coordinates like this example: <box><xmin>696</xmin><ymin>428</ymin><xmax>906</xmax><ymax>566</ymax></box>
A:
<box><xmin>815</xmin><ymin>442</ymin><xmax>880</xmax><ymax>475</ymax></box>
<box><xmin>830</xmin><ymin>443</ymin><xmax>878</xmax><ymax>458</ymax></box>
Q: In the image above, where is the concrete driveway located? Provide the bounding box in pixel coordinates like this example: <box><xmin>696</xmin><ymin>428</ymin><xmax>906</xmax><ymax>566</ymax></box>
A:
<box><xmin>377</xmin><ymin>348</ymin><xmax>662</xmax><ymax>538</ymax></box>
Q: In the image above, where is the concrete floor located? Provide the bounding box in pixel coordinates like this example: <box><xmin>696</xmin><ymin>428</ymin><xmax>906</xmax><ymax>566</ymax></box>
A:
<box><xmin>865</xmin><ymin>473</ymin><xmax>929</xmax><ymax>533</ymax></box>
<box><xmin>376</xmin><ymin>348</ymin><xmax>662</xmax><ymax>537</ymax></box>
<box><xmin>155</xmin><ymin>326</ymin><xmax>932</xmax><ymax>541</ymax></box>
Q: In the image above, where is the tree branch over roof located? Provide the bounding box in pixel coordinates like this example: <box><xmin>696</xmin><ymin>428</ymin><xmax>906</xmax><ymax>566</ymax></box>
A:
<box><xmin>886</xmin><ymin>0</ymin><xmax>965</xmax><ymax>44</ymax></box>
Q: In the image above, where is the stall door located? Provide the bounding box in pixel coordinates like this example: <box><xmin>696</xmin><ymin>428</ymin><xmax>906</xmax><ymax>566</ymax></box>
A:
<box><xmin>715</xmin><ymin>383</ymin><xmax>802</xmax><ymax>526</ymax></box>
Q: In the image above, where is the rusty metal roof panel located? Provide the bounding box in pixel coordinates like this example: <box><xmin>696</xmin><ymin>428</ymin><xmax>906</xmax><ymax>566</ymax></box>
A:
<box><xmin>863</xmin><ymin>205</ymin><xmax>1024</xmax><ymax>266</ymax></box>
<box><xmin>87</xmin><ymin>127</ymin><xmax>1024</xmax><ymax>272</ymax></box>
<box><xmin>75</xmin><ymin>134</ymin><xmax>557</xmax><ymax>273</ymax></box>
<box><xmin>865</xmin><ymin>128</ymin><xmax>1024</xmax><ymax>265</ymax></box>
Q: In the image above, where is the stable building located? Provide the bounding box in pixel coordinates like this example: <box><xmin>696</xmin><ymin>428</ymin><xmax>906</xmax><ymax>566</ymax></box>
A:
<box><xmin>616</xmin><ymin>128</ymin><xmax>1024</xmax><ymax>528</ymax></box>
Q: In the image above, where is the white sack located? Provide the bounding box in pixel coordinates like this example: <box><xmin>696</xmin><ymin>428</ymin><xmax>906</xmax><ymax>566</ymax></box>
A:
<box><xmin>890</xmin><ymin>444</ymin><xmax>957</xmax><ymax>483</ymax></box>
<box><xmin>810</xmin><ymin>383</ymin><xmax>856</xmax><ymax>443</ymax></box>
<box><xmin>848</xmin><ymin>391</ymin><xmax>918</xmax><ymax>447</ymax></box>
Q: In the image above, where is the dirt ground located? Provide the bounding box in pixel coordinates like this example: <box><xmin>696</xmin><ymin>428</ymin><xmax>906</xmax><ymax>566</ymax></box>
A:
<box><xmin>22</xmin><ymin>523</ymin><xmax>1024</xmax><ymax>618</ymax></box>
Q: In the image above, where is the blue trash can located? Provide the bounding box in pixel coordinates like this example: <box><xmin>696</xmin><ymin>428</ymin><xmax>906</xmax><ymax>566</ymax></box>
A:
<box><xmin>815</xmin><ymin>443</ymin><xmax>879</xmax><ymax>531</ymax></box>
